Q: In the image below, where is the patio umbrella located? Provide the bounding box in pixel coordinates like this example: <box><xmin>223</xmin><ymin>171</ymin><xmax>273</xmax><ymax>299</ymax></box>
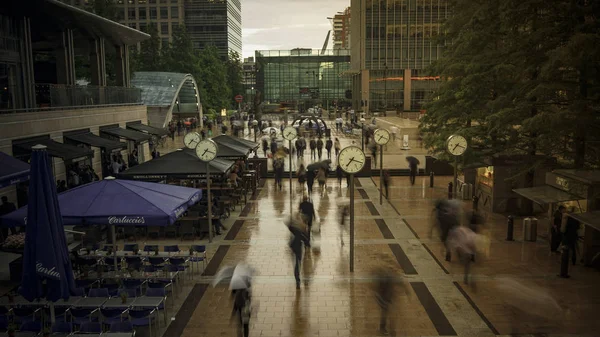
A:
<box><xmin>406</xmin><ymin>156</ymin><xmax>420</xmax><ymax>166</ymax></box>
<box><xmin>212</xmin><ymin>264</ymin><xmax>255</xmax><ymax>290</ymax></box>
<box><xmin>20</xmin><ymin>145</ymin><xmax>79</xmax><ymax>322</ymax></box>
<box><xmin>307</xmin><ymin>160</ymin><xmax>331</xmax><ymax>171</ymax></box>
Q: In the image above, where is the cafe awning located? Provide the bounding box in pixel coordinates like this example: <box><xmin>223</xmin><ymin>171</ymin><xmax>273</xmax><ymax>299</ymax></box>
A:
<box><xmin>214</xmin><ymin>141</ymin><xmax>251</xmax><ymax>158</ymax></box>
<box><xmin>212</xmin><ymin>135</ymin><xmax>259</xmax><ymax>151</ymax></box>
<box><xmin>567</xmin><ymin>211</ymin><xmax>600</xmax><ymax>231</ymax></box>
<box><xmin>0</xmin><ymin>152</ymin><xmax>30</xmax><ymax>188</ymax></box>
<box><xmin>100</xmin><ymin>127</ymin><xmax>152</xmax><ymax>143</ymax></box>
<box><xmin>126</xmin><ymin>122</ymin><xmax>169</xmax><ymax>138</ymax></box>
<box><xmin>14</xmin><ymin>139</ymin><xmax>94</xmax><ymax>162</ymax></box>
<box><xmin>65</xmin><ymin>133</ymin><xmax>126</xmax><ymax>152</ymax></box>
<box><xmin>512</xmin><ymin>185</ymin><xmax>583</xmax><ymax>206</ymax></box>
<box><xmin>118</xmin><ymin>148</ymin><xmax>234</xmax><ymax>181</ymax></box>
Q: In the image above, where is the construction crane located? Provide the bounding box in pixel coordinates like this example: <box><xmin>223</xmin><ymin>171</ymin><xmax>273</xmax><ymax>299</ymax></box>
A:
<box><xmin>321</xmin><ymin>30</ymin><xmax>331</xmax><ymax>55</ymax></box>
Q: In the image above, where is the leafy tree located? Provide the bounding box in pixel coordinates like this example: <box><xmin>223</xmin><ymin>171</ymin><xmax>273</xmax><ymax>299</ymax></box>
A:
<box><xmin>197</xmin><ymin>45</ymin><xmax>231</xmax><ymax>111</ymax></box>
<box><xmin>85</xmin><ymin>0</ymin><xmax>119</xmax><ymax>21</ymax></box>
<box><xmin>226</xmin><ymin>51</ymin><xmax>245</xmax><ymax>108</ymax></box>
<box><xmin>133</xmin><ymin>23</ymin><xmax>163</xmax><ymax>72</ymax></box>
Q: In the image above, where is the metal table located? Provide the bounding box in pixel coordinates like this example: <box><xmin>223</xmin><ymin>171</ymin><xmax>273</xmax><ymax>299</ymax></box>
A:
<box><xmin>54</xmin><ymin>296</ymin><xmax>83</xmax><ymax>307</ymax></box>
<box><xmin>73</xmin><ymin>297</ymin><xmax>107</xmax><ymax>308</ymax></box>
<box><xmin>102</xmin><ymin>297</ymin><xmax>136</xmax><ymax>309</ymax></box>
<box><xmin>132</xmin><ymin>296</ymin><xmax>168</xmax><ymax>326</ymax></box>
<box><xmin>0</xmin><ymin>296</ymin><xmax>47</xmax><ymax>307</ymax></box>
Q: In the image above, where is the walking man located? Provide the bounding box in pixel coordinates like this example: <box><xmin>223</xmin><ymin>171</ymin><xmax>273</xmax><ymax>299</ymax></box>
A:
<box><xmin>316</xmin><ymin>137</ymin><xmax>324</xmax><ymax>160</ymax></box>
<box><xmin>309</xmin><ymin>137</ymin><xmax>317</xmax><ymax>161</ymax></box>
<box><xmin>325</xmin><ymin>138</ymin><xmax>333</xmax><ymax>159</ymax></box>
<box><xmin>288</xmin><ymin>217</ymin><xmax>310</xmax><ymax>289</ymax></box>
<box><xmin>299</xmin><ymin>196</ymin><xmax>316</xmax><ymax>241</ymax></box>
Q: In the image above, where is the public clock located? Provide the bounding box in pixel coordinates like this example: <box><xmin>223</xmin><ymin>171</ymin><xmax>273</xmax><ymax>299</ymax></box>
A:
<box><xmin>282</xmin><ymin>126</ymin><xmax>298</xmax><ymax>141</ymax></box>
<box><xmin>338</xmin><ymin>146</ymin><xmax>366</xmax><ymax>174</ymax></box>
<box><xmin>374</xmin><ymin>129</ymin><xmax>391</xmax><ymax>145</ymax></box>
<box><xmin>446</xmin><ymin>134</ymin><xmax>468</xmax><ymax>156</ymax></box>
<box><xmin>195</xmin><ymin>139</ymin><xmax>218</xmax><ymax>162</ymax></box>
<box><xmin>184</xmin><ymin>132</ymin><xmax>201</xmax><ymax>149</ymax></box>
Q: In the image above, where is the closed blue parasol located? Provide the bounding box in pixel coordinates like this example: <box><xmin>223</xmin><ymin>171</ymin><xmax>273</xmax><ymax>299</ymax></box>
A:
<box><xmin>1</xmin><ymin>178</ymin><xmax>202</xmax><ymax>227</ymax></box>
<box><xmin>20</xmin><ymin>145</ymin><xmax>78</xmax><ymax>303</ymax></box>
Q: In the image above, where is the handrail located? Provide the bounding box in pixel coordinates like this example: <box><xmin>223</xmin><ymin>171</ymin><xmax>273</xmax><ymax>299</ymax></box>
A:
<box><xmin>0</xmin><ymin>103</ymin><xmax>143</xmax><ymax>114</ymax></box>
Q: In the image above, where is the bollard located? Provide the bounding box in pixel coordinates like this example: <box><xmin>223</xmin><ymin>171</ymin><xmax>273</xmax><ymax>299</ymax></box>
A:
<box><xmin>559</xmin><ymin>246</ymin><xmax>570</xmax><ymax>278</ymax></box>
<box><xmin>506</xmin><ymin>215</ymin><xmax>514</xmax><ymax>241</ymax></box>
<box><xmin>472</xmin><ymin>195</ymin><xmax>479</xmax><ymax>212</ymax></box>
<box><xmin>448</xmin><ymin>182</ymin><xmax>453</xmax><ymax>199</ymax></box>
<box><xmin>430</xmin><ymin>171</ymin><xmax>434</xmax><ymax>188</ymax></box>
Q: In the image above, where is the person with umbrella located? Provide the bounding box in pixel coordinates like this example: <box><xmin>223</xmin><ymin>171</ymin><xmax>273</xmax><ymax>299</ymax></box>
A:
<box><xmin>406</xmin><ymin>156</ymin><xmax>420</xmax><ymax>185</ymax></box>
<box><xmin>306</xmin><ymin>168</ymin><xmax>316</xmax><ymax>194</ymax></box>
<box><xmin>287</xmin><ymin>214</ymin><xmax>311</xmax><ymax>289</ymax></box>
<box><xmin>213</xmin><ymin>264</ymin><xmax>254</xmax><ymax>337</ymax></box>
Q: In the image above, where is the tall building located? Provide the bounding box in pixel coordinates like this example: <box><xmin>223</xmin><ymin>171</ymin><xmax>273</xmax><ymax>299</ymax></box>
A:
<box><xmin>184</xmin><ymin>0</ymin><xmax>242</xmax><ymax>57</ymax></box>
<box><xmin>243</xmin><ymin>57</ymin><xmax>256</xmax><ymax>105</ymax></box>
<box><xmin>61</xmin><ymin>0</ymin><xmax>242</xmax><ymax>57</ymax></box>
<box><xmin>332</xmin><ymin>7</ymin><xmax>351</xmax><ymax>50</ymax></box>
<box><xmin>350</xmin><ymin>0</ymin><xmax>448</xmax><ymax>112</ymax></box>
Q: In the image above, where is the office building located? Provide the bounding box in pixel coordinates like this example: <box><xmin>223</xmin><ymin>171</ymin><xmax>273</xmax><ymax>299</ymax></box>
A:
<box><xmin>350</xmin><ymin>0</ymin><xmax>448</xmax><ymax>112</ymax></box>
<box><xmin>255</xmin><ymin>49</ymin><xmax>352</xmax><ymax>112</ymax></box>
<box><xmin>184</xmin><ymin>0</ymin><xmax>242</xmax><ymax>57</ymax></box>
<box><xmin>332</xmin><ymin>7</ymin><xmax>351</xmax><ymax>50</ymax></box>
<box><xmin>243</xmin><ymin>57</ymin><xmax>256</xmax><ymax>106</ymax></box>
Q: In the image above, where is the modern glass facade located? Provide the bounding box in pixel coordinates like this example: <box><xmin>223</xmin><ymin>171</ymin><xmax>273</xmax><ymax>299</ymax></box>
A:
<box><xmin>184</xmin><ymin>0</ymin><xmax>242</xmax><ymax>57</ymax></box>
<box><xmin>350</xmin><ymin>0</ymin><xmax>448</xmax><ymax>111</ymax></box>
<box><xmin>255</xmin><ymin>50</ymin><xmax>352</xmax><ymax>111</ymax></box>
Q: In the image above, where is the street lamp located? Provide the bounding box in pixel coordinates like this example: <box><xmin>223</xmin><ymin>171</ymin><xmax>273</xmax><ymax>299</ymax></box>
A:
<box><xmin>360</xmin><ymin>117</ymin><xmax>366</xmax><ymax>151</ymax></box>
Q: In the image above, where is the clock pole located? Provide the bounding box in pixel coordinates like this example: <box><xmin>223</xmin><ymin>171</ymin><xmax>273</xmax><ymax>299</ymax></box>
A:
<box><xmin>453</xmin><ymin>156</ymin><xmax>458</xmax><ymax>198</ymax></box>
<box><xmin>379</xmin><ymin>145</ymin><xmax>383</xmax><ymax>205</ymax></box>
<box><xmin>289</xmin><ymin>139</ymin><xmax>293</xmax><ymax>222</ymax></box>
<box><xmin>207</xmin><ymin>163</ymin><xmax>213</xmax><ymax>242</ymax></box>
<box><xmin>349</xmin><ymin>173</ymin><xmax>355</xmax><ymax>272</ymax></box>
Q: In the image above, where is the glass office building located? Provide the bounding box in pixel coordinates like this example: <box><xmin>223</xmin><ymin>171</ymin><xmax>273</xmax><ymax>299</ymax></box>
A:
<box><xmin>350</xmin><ymin>0</ymin><xmax>449</xmax><ymax>111</ymax></box>
<box><xmin>255</xmin><ymin>49</ymin><xmax>352</xmax><ymax>111</ymax></box>
<box><xmin>185</xmin><ymin>0</ymin><xmax>242</xmax><ymax>57</ymax></box>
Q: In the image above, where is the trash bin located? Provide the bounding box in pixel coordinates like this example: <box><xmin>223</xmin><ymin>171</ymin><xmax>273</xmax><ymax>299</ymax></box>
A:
<box><xmin>523</xmin><ymin>217</ymin><xmax>538</xmax><ymax>242</ymax></box>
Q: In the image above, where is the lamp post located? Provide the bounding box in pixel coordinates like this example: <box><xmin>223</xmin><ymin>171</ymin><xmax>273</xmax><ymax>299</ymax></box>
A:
<box><xmin>252</xmin><ymin>120</ymin><xmax>258</xmax><ymax>143</ymax></box>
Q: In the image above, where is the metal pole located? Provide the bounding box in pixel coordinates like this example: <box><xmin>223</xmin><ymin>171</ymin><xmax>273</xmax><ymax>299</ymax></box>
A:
<box><xmin>379</xmin><ymin>145</ymin><xmax>383</xmax><ymax>205</ymax></box>
<box><xmin>361</xmin><ymin>123</ymin><xmax>364</xmax><ymax>152</ymax></box>
<box><xmin>453</xmin><ymin>156</ymin><xmax>458</xmax><ymax>198</ymax></box>
<box><xmin>289</xmin><ymin>139</ymin><xmax>293</xmax><ymax>221</ymax></box>
<box><xmin>207</xmin><ymin>164</ymin><xmax>213</xmax><ymax>242</ymax></box>
<box><xmin>349</xmin><ymin>174</ymin><xmax>355</xmax><ymax>272</ymax></box>
<box><xmin>111</xmin><ymin>225</ymin><xmax>117</xmax><ymax>272</ymax></box>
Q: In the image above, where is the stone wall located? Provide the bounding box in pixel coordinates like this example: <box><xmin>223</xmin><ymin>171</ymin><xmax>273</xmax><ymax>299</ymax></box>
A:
<box><xmin>0</xmin><ymin>105</ymin><xmax>150</xmax><ymax>204</ymax></box>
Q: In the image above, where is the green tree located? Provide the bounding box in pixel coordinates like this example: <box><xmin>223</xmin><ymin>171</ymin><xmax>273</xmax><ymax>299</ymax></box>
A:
<box><xmin>133</xmin><ymin>23</ymin><xmax>163</xmax><ymax>72</ymax></box>
<box><xmin>85</xmin><ymin>0</ymin><xmax>119</xmax><ymax>21</ymax></box>
<box><xmin>226</xmin><ymin>51</ymin><xmax>245</xmax><ymax>108</ymax></box>
<box><xmin>197</xmin><ymin>45</ymin><xmax>231</xmax><ymax>111</ymax></box>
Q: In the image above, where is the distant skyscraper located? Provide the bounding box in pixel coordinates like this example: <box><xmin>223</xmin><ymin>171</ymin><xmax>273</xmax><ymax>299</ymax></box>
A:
<box><xmin>184</xmin><ymin>0</ymin><xmax>242</xmax><ymax>57</ymax></box>
<box><xmin>332</xmin><ymin>7</ymin><xmax>351</xmax><ymax>50</ymax></box>
<box><xmin>350</xmin><ymin>0</ymin><xmax>448</xmax><ymax>112</ymax></box>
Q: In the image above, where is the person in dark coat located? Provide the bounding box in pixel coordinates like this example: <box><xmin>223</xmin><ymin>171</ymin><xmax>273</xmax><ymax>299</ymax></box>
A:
<box><xmin>270</xmin><ymin>139</ymin><xmax>278</xmax><ymax>155</ymax></box>
<box><xmin>262</xmin><ymin>138</ymin><xmax>269</xmax><ymax>157</ymax></box>
<box><xmin>433</xmin><ymin>200</ymin><xmax>459</xmax><ymax>262</ymax></box>
<box><xmin>316</xmin><ymin>137</ymin><xmax>324</xmax><ymax>160</ymax></box>
<box><xmin>563</xmin><ymin>214</ymin><xmax>580</xmax><ymax>265</ymax></box>
<box><xmin>231</xmin><ymin>288</ymin><xmax>251</xmax><ymax>337</ymax></box>
<box><xmin>274</xmin><ymin>159</ymin><xmax>284</xmax><ymax>191</ymax></box>
<box><xmin>288</xmin><ymin>221</ymin><xmax>310</xmax><ymax>289</ymax></box>
<box><xmin>373</xmin><ymin>266</ymin><xmax>396</xmax><ymax>335</ymax></box>
<box><xmin>336</xmin><ymin>165</ymin><xmax>343</xmax><ymax>186</ymax></box>
<box><xmin>299</xmin><ymin>196</ymin><xmax>316</xmax><ymax>241</ymax></box>
<box><xmin>309</xmin><ymin>137</ymin><xmax>317</xmax><ymax>161</ymax></box>
<box><xmin>306</xmin><ymin>169</ymin><xmax>315</xmax><ymax>193</ymax></box>
<box><xmin>383</xmin><ymin>170</ymin><xmax>390</xmax><ymax>199</ymax></box>
<box><xmin>325</xmin><ymin>138</ymin><xmax>333</xmax><ymax>159</ymax></box>
<box><xmin>551</xmin><ymin>206</ymin><xmax>566</xmax><ymax>253</ymax></box>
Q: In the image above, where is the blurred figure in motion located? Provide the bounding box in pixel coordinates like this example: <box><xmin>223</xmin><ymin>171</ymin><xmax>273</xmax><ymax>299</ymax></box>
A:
<box><xmin>562</xmin><ymin>210</ymin><xmax>581</xmax><ymax>267</ymax></box>
<box><xmin>297</xmin><ymin>164</ymin><xmax>307</xmax><ymax>191</ymax></box>
<box><xmin>372</xmin><ymin>263</ymin><xmax>405</xmax><ymax>335</ymax></box>
<box><xmin>299</xmin><ymin>195</ymin><xmax>316</xmax><ymax>241</ymax></box>
<box><xmin>231</xmin><ymin>287</ymin><xmax>251</xmax><ymax>337</ymax></box>
<box><xmin>551</xmin><ymin>205</ymin><xmax>566</xmax><ymax>253</ymax></box>
<box><xmin>274</xmin><ymin>158</ymin><xmax>284</xmax><ymax>191</ymax></box>
<box><xmin>447</xmin><ymin>226</ymin><xmax>477</xmax><ymax>285</ymax></box>
<box><xmin>306</xmin><ymin>168</ymin><xmax>316</xmax><ymax>194</ymax></box>
<box><xmin>336</xmin><ymin>165</ymin><xmax>343</xmax><ymax>186</ymax></box>
<box><xmin>317</xmin><ymin>167</ymin><xmax>327</xmax><ymax>194</ymax></box>
<box><xmin>406</xmin><ymin>156</ymin><xmax>420</xmax><ymax>186</ymax></box>
<box><xmin>383</xmin><ymin>170</ymin><xmax>391</xmax><ymax>199</ymax></box>
<box><xmin>287</xmin><ymin>214</ymin><xmax>311</xmax><ymax>289</ymax></box>
<box><xmin>432</xmin><ymin>199</ymin><xmax>460</xmax><ymax>262</ymax></box>
<box><xmin>339</xmin><ymin>204</ymin><xmax>349</xmax><ymax>245</ymax></box>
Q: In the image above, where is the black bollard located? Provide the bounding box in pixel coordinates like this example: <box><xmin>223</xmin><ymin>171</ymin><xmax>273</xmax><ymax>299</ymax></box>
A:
<box><xmin>559</xmin><ymin>246</ymin><xmax>570</xmax><ymax>278</ymax></box>
<box><xmin>506</xmin><ymin>215</ymin><xmax>514</xmax><ymax>241</ymax></box>
<box><xmin>430</xmin><ymin>171</ymin><xmax>434</xmax><ymax>188</ymax></box>
<box><xmin>448</xmin><ymin>182</ymin><xmax>453</xmax><ymax>199</ymax></box>
<box><xmin>472</xmin><ymin>195</ymin><xmax>479</xmax><ymax>212</ymax></box>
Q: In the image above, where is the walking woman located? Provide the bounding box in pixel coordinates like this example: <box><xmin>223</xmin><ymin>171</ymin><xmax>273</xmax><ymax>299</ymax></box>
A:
<box><xmin>297</xmin><ymin>164</ymin><xmax>307</xmax><ymax>191</ymax></box>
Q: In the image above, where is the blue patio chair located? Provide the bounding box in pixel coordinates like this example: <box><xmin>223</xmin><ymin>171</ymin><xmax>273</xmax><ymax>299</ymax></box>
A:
<box><xmin>128</xmin><ymin>309</ymin><xmax>156</xmax><ymax>337</ymax></box>
<box><xmin>123</xmin><ymin>244</ymin><xmax>139</xmax><ymax>252</ymax></box>
<box><xmin>143</xmin><ymin>245</ymin><xmax>159</xmax><ymax>253</ymax></box>
<box><xmin>12</xmin><ymin>307</ymin><xmax>40</xmax><ymax>323</ymax></box>
<box><xmin>19</xmin><ymin>321</ymin><xmax>42</xmax><ymax>333</ymax></box>
<box><xmin>163</xmin><ymin>245</ymin><xmax>180</xmax><ymax>252</ymax></box>
<box><xmin>124</xmin><ymin>257</ymin><xmax>142</xmax><ymax>271</ymax></box>
<box><xmin>88</xmin><ymin>288</ymin><xmax>110</xmax><ymax>298</ymax></box>
<box><xmin>168</xmin><ymin>257</ymin><xmax>190</xmax><ymax>281</ymax></box>
<box><xmin>78</xmin><ymin>321</ymin><xmax>102</xmax><ymax>334</ymax></box>
<box><xmin>100</xmin><ymin>308</ymin><xmax>127</xmax><ymax>327</ymax></box>
<box><xmin>51</xmin><ymin>321</ymin><xmax>73</xmax><ymax>334</ymax></box>
<box><xmin>144</xmin><ymin>288</ymin><xmax>167</xmax><ymax>310</ymax></box>
<box><xmin>148</xmin><ymin>257</ymin><xmax>165</xmax><ymax>267</ymax></box>
<box><xmin>109</xmin><ymin>321</ymin><xmax>134</xmax><ymax>333</ymax></box>
<box><xmin>123</xmin><ymin>279</ymin><xmax>147</xmax><ymax>296</ymax></box>
<box><xmin>190</xmin><ymin>245</ymin><xmax>207</xmax><ymax>270</ymax></box>
<box><xmin>67</xmin><ymin>308</ymin><xmax>99</xmax><ymax>325</ymax></box>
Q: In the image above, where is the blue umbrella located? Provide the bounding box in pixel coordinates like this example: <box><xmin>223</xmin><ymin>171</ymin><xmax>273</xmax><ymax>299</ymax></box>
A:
<box><xmin>20</xmin><ymin>145</ymin><xmax>78</xmax><ymax>306</ymax></box>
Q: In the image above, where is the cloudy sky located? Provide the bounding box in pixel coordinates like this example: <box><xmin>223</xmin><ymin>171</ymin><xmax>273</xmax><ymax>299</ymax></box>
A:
<box><xmin>242</xmin><ymin>0</ymin><xmax>350</xmax><ymax>58</ymax></box>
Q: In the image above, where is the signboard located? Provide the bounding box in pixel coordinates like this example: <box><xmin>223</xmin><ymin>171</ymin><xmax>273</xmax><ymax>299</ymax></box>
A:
<box><xmin>299</xmin><ymin>87</ymin><xmax>320</xmax><ymax>99</ymax></box>
<box><xmin>235</xmin><ymin>95</ymin><xmax>244</xmax><ymax>103</ymax></box>
<box><xmin>221</xmin><ymin>108</ymin><xmax>227</xmax><ymax>117</ymax></box>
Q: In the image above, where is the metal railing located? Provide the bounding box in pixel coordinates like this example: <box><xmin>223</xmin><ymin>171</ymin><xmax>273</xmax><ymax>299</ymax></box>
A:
<box><xmin>34</xmin><ymin>83</ymin><xmax>142</xmax><ymax>109</ymax></box>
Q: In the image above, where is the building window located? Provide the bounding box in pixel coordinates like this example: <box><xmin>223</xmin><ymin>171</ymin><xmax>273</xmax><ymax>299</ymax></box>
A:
<box><xmin>138</xmin><ymin>7</ymin><xmax>146</xmax><ymax>20</ymax></box>
<box><xmin>170</xmin><ymin>6</ymin><xmax>178</xmax><ymax>18</ymax></box>
<box><xmin>138</xmin><ymin>0</ymin><xmax>146</xmax><ymax>3</ymax></box>
<box><xmin>171</xmin><ymin>23</ymin><xmax>179</xmax><ymax>33</ymax></box>
<box><xmin>117</xmin><ymin>9</ymin><xmax>125</xmax><ymax>20</ymax></box>
<box><xmin>149</xmin><ymin>0</ymin><xmax>155</xmax><ymax>3</ymax></box>
<box><xmin>128</xmin><ymin>8</ymin><xmax>136</xmax><ymax>20</ymax></box>
<box><xmin>170</xmin><ymin>0</ymin><xmax>177</xmax><ymax>3</ymax></box>
<box><xmin>161</xmin><ymin>22</ymin><xmax>169</xmax><ymax>35</ymax></box>
<box><xmin>160</xmin><ymin>0</ymin><xmax>166</xmax><ymax>3</ymax></box>
<box><xmin>149</xmin><ymin>7</ymin><xmax>157</xmax><ymax>19</ymax></box>
<box><xmin>128</xmin><ymin>0</ymin><xmax>134</xmax><ymax>4</ymax></box>
<box><xmin>139</xmin><ymin>22</ymin><xmax>147</xmax><ymax>32</ymax></box>
<box><xmin>162</xmin><ymin>38</ymin><xmax>169</xmax><ymax>46</ymax></box>
<box><xmin>128</xmin><ymin>23</ymin><xmax>137</xmax><ymax>29</ymax></box>
<box><xmin>160</xmin><ymin>7</ymin><xmax>168</xmax><ymax>19</ymax></box>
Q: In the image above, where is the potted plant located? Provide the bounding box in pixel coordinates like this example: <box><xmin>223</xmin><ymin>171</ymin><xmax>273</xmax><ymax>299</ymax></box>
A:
<box><xmin>120</xmin><ymin>291</ymin><xmax>128</xmax><ymax>304</ymax></box>
<box><xmin>7</xmin><ymin>323</ymin><xmax>16</xmax><ymax>337</ymax></box>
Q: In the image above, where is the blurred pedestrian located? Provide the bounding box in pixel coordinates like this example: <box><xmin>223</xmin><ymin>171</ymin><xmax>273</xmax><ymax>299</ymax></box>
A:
<box><xmin>433</xmin><ymin>200</ymin><xmax>459</xmax><ymax>262</ymax></box>
<box><xmin>406</xmin><ymin>156</ymin><xmax>420</xmax><ymax>185</ymax></box>
<box><xmin>261</xmin><ymin>138</ymin><xmax>268</xmax><ymax>158</ymax></box>
<box><xmin>383</xmin><ymin>170</ymin><xmax>390</xmax><ymax>199</ymax></box>
<box><xmin>299</xmin><ymin>196</ymin><xmax>316</xmax><ymax>241</ymax></box>
<box><xmin>274</xmin><ymin>159</ymin><xmax>284</xmax><ymax>191</ymax></box>
<box><xmin>336</xmin><ymin>165</ymin><xmax>343</xmax><ymax>186</ymax></box>
<box><xmin>339</xmin><ymin>204</ymin><xmax>349</xmax><ymax>245</ymax></box>
<box><xmin>325</xmin><ymin>138</ymin><xmax>333</xmax><ymax>159</ymax></box>
<box><xmin>334</xmin><ymin>138</ymin><xmax>341</xmax><ymax>158</ymax></box>
<box><xmin>317</xmin><ymin>168</ymin><xmax>327</xmax><ymax>194</ymax></box>
<box><xmin>309</xmin><ymin>137</ymin><xmax>317</xmax><ymax>161</ymax></box>
<box><xmin>231</xmin><ymin>288</ymin><xmax>251</xmax><ymax>337</ymax></box>
<box><xmin>562</xmin><ymin>210</ymin><xmax>580</xmax><ymax>266</ymax></box>
<box><xmin>306</xmin><ymin>169</ymin><xmax>315</xmax><ymax>193</ymax></box>
<box><xmin>448</xmin><ymin>226</ymin><xmax>477</xmax><ymax>285</ymax></box>
<box><xmin>288</xmin><ymin>215</ymin><xmax>310</xmax><ymax>289</ymax></box>
<box><xmin>373</xmin><ymin>265</ymin><xmax>397</xmax><ymax>335</ymax></box>
<box><xmin>317</xmin><ymin>137</ymin><xmax>324</xmax><ymax>160</ymax></box>
<box><xmin>297</xmin><ymin>164</ymin><xmax>306</xmax><ymax>190</ymax></box>
<box><xmin>390</xmin><ymin>126</ymin><xmax>398</xmax><ymax>141</ymax></box>
<box><xmin>551</xmin><ymin>206</ymin><xmax>566</xmax><ymax>253</ymax></box>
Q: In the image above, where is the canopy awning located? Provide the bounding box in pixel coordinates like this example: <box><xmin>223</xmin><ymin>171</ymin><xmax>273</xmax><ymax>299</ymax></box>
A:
<box><xmin>118</xmin><ymin>148</ymin><xmax>234</xmax><ymax>181</ymax></box>
<box><xmin>512</xmin><ymin>185</ymin><xmax>583</xmax><ymax>206</ymax></box>
<box><xmin>14</xmin><ymin>139</ymin><xmax>94</xmax><ymax>162</ymax></box>
<box><xmin>212</xmin><ymin>135</ymin><xmax>259</xmax><ymax>151</ymax></box>
<box><xmin>100</xmin><ymin>127</ymin><xmax>152</xmax><ymax>143</ymax></box>
<box><xmin>126</xmin><ymin>122</ymin><xmax>169</xmax><ymax>138</ymax></box>
<box><xmin>567</xmin><ymin>211</ymin><xmax>600</xmax><ymax>231</ymax></box>
<box><xmin>0</xmin><ymin>152</ymin><xmax>30</xmax><ymax>188</ymax></box>
<box><xmin>213</xmin><ymin>141</ymin><xmax>251</xmax><ymax>158</ymax></box>
<box><xmin>65</xmin><ymin>133</ymin><xmax>126</xmax><ymax>152</ymax></box>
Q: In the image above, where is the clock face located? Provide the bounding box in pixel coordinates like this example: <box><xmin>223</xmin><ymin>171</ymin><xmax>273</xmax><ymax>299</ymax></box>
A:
<box><xmin>195</xmin><ymin>139</ymin><xmax>218</xmax><ymax>162</ymax></box>
<box><xmin>338</xmin><ymin>146</ymin><xmax>366</xmax><ymax>174</ymax></box>
<box><xmin>374</xmin><ymin>129</ymin><xmax>391</xmax><ymax>145</ymax></box>
<box><xmin>446</xmin><ymin>135</ymin><xmax>468</xmax><ymax>156</ymax></box>
<box><xmin>184</xmin><ymin>132</ymin><xmax>201</xmax><ymax>149</ymax></box>
<box><xmin>282</xmin><ymin>126</ymin><xmax>297</xmax><ymax>141</ymax></box>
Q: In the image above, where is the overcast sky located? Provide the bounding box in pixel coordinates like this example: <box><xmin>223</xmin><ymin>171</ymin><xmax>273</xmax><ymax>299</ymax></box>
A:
<box><xmin>242</xmin><ymin>0</ymin><xmax>350</xmax><ymax>59</ymax></box>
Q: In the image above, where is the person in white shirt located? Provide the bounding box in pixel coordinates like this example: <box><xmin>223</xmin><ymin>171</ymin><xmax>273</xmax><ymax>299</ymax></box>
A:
<box><xmin>390</xmin><ymin>126</ymin><xmax>398</xmax><ymax>141</ymax></box>
<box><xmin>111</xmin><ymin>160</ymin><xmax>122</xmax><ymax>175</ymax></box>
